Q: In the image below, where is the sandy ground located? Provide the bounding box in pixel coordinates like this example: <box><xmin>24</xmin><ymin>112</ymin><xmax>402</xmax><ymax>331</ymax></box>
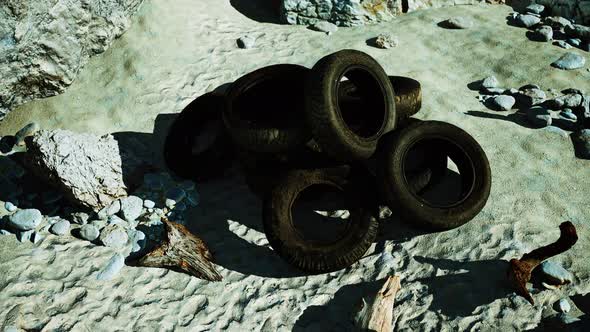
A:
<box><xmin>1</xmin><ymin>0</ymin><xmax>590</xmax><ymax>331</ymax></box>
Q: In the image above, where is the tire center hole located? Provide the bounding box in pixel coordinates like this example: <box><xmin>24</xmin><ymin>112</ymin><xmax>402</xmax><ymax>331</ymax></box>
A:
<box><xmin>291</xmin><ymin>184</ymin><xmax>351</xmax><ymax>243</ymax></box>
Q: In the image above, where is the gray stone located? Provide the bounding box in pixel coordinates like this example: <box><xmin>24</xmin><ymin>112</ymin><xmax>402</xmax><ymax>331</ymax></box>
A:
<box><xmin>0</xmin><ymin>229</ymin><xmax>12</xmax><ymax>236</ymax></box>
<box><xmin>491</xmin><ymin>95</ymin><xmax>516</xmax><ymax>111</ymax></box>
<box><xmin>50</xmin><ymin>219</ymin><xmax>70</xmax><ymax>236</ymax></box>
<box><xmin>557</xmin><ymin>299</ymin><xmax>571</xmax><ymax>313</ymax></box>
<box><xmin>107</xmin><ymin>215</ymin><xmax>128</xmax><ymax>227</ymax></box>
<box><xmin>4</xmin><ymin>202</ymin><xmax>17</xmax><ymax>213</ymax></box>
<box><xmin>8</xmin><ymin>209</ymin><xmax>42</xmax><ymax>231</ymax></box>
<box><xmin>119</xmin><ymin>196</ymin><xmax>143</xmax><ymax>222</ymax></box>
<box><xmin>567</xmin><ymin>38</ymin><xmax>582</xmax><ymax>47</ymax></box>
<box><xmin>565</xmin><ymin>24</ymin><xmax>590</xmax><ymax>41</ymax></box>
<box><xmin>71</xmin><ymin>212</ymin><xmax>90</xmax><ymax>225</ymax></box>
<box><xmin>481</xmin><ymin>76</ymin><xmax>500</xmax><ymax>89</ymax></box>
<box><xmin>554</xmin><ymin>40</ymin><xmax>573</xmax><ymax>49</ymax></box>
<box><xmin>17</xmin><ymin>230</ymin><xmax>33</xmax><ymax>243</ymax></box>
<box><xmin>517</xmin><ymin>88</ymin><xmax>547</xmax><ymax>107</ymax></box>
<box><xmin>556</xmin><ymin>94</ymin><xmax>583</xmax><ymax>108</ymax></box>
<box><xmin>539</xmin><ymin>261</ymin><xmax>574</xmax><ymax>285</ymax></box>
<box><xmin>128</xmin><ymin>229</ymin><xmax>146</xmax><ymax>253</ymax></box>
<box><xmin>31</xmin><ymin>231</ymin><xmax>43</xmax><ymax>244</ymax></box>
<box><xmin>96</xmin><ymin>253</ymin><xmax>125</xmax><ymax>281</ymax></box>
<box><xmin>80</xmin><ymin>224</ymin><xmax>100</xmax><ymax>241</ymax></box>
<box><xmin>517</xmin><ymin>14</ymin><xmax>542</xmax><ymax>28</ymax></box>
<box><xmin>551</xmin><ymin>52</ymin><xmax>586</xmax><ymax>70</ymax></box>
<box><xmin>310</xmin><ymin>21</ymin><xmax>338</xmax><ymax>34</ymax></box>
<box><xmin>525</xmin><ymin>4</ymin><xmax>545</xmax><ymax>15</ymax></box>
<box><xmin>143</xmin><ymin>200</ymin><xmax>155</xmax><ymax>209</ymax></box>
<box><xmin>443</xmin><ymin>16</ymin><xmax>473</xmax><ymax>29</ymax></box>
<box><xmin>533</xmin><ymin>25</ymin><xmax>553</xmax><ymax>41</ymax></box>
<box><xmin>14</xmin><ymin>122</ymin><xmax>40</xmax><ymax>146</ymax></box>
<box><xmin>573</xmin><ymin>129</ymin><xmax>590</xmax><ymax>159</ymax></box>
<box><xmin>546</xmin><ymin>98</ymin><xmax>566</xmax><ymax>109</ymax></box>
<box><xmin>561</xmin><ymin>109</ymin><xmax>578</xmax><ymax>121</ymax></box>
<box><xmin>527</xmin><ymin>106</ymin><xmax>553</xmax><ymax>127</ymax></box>
<box><xmin>545</xmin><ymin>16</ymin><xmax>573</xmax><ymax>29</ymax></box>
<box><xmin>0</xmin><ymin>0</ymin><xmax>145</xmax><ymax>120</ymax></box>
<box><xmin>237</xmin><ymin>35</ymin><xmax>256</xmax><ymax>49</ymax></box>
<box><xmin>375</xmin><ymin>34</ymin><xmax>399</xmax><ymax>49</ymax></box>
<box><xmin>99</xmin><ymin>224</ymin><xmax>128</xmax><ymax>248</ymax></box>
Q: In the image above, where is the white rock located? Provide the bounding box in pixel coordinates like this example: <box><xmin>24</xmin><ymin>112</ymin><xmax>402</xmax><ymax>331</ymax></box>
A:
<box><xmin>119</xmin><ymin>196</ymin><xmax>143</xmax><ymax>222</ymax></box>
<box><xmin>143</xmin><ymin>199</ymin><xmax>155</xmax><ymax>209</ymax></box>
<box><xmin>311</xmin><ymin>21</ymin><xmax>338</xmax><ymax>34</ymax></box>
<box><xmin>375</xmin><ymin>34</ymin><xmax>399</xmax><ymax>49</ymax></box>
<box><xmin>443</xmin><ymin>16</ymin><xmax>473</xmax><ymax>29</ymax></box>
<box><xmin>50</xmin><ymin>219</ymin><xmax>71</xmax><ymax>235</ymax></box>
<box><xmin>557</xmin><ymin>299</ymin><xmax>571</xmax><ymax>313</ymax></box>
<box><xmin>237</xmin><ymin>35</ymin><xmax>256</xmax><ymax>49</ymax></box>
<box><xmin>492</xmin><ymin>95</ymin><xmax>516</xmax><ymax>111</ymax></box>
<box><xmin>481</xmin><ymin>76</ymin><xmax>499</xmax><ymax>89</ymax></box>
<box><xmin>80</xmin><ymin>224</ymin><xmax>100</xmax><ymax>241</ymax></box>
<box><xmin>8</xmin><ymin>209</ymin><xmax>43</xmax><ymax>231</ymax></box>
<box><xmin>97</xmin><ymin>253</ymin><xmax>125</xmax><ymax>280</ymax></box>
<box><xmin>4</xmin><ymin>201</ymin><xmax>17</xmax><ymax>213</ymax></box>
<box><xmin>99</xmin><ymin>224</ymin><xmax>129</xmax><ymax>248</ymax></box>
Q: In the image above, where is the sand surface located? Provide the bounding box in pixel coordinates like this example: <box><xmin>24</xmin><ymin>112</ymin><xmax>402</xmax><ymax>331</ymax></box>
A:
<box><xmin>1</xmin><ymin>1</ymin><xmax>590</xmax><ymax>331</ymax></box>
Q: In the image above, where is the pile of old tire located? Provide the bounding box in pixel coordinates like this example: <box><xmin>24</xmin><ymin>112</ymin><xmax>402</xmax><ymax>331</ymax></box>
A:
<box><xmin>163</xmin><ymin>49</ymin><xmax>492</xmax><ymax>274</ymax></box>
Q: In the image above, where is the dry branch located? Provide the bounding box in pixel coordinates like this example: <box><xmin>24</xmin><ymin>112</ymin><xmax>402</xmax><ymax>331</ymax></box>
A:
<box><xmin>355</xmin><ymin>275</ymin><xmax>401</xmax><ymax>332</ymax></box>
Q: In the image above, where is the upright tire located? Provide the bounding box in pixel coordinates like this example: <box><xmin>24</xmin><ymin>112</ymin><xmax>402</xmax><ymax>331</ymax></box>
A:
<box><xmin>263</xmin><ymin>169</ymin><xmax>378</xmax><ymax>273</ymax></box>
<box><xmin>223</xmin><ymin>64</ymin><xmax>311</xmax><ymax>153</ymax></box>
<box><xmin>376</xmin><ymin>120</ymin><xmax>492</xmax><ymax>230</ymax></box>
<box><xmin>305</xmin><ymin>49</ymin><xmax>396</xmax><ymax>161</ymax></box>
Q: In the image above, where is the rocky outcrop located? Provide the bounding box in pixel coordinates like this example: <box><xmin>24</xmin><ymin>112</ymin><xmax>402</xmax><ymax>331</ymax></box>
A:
<box><xmin>0</xmin><ymin>0</ymin><xmax>145</xmax><ymax>121</ymax></box>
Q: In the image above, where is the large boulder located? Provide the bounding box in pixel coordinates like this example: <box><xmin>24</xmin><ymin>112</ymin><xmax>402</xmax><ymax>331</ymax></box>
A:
<box><xmin>0</xmin><ymin>0</ymin><xmax>145</xmax><ymax>120</ymax></box>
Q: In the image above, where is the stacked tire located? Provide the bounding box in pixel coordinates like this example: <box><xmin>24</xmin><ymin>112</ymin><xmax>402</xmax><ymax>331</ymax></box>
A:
<box><xmin>163</xmin><ymin>49</ymin><xmax>492</xmax><ymax>274</ymax></box>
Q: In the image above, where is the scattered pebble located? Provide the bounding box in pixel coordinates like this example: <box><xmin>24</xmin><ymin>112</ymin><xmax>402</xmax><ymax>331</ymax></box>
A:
<box><xmin>517</xmin><ymin>14</ymin><xmax>541</xmax><ymax>28</ymax></box>
<box><xmin>99</xmin><ymin>224</ymin><xmax>129</xmax><ymax>248</ymax></box>
<box><xmin>4</xmin><ymin>201</ymin><xmax>17</xmax><ymax>213</ymax></box>
<box><xmin>237</xmin><ymin>35</ymin><xmax>256</xmax><ymax>49</ymax></box>
<box><xmin>527</xmin><ymin>106</ymin><xmax>552</xmax><ymax>128</ymax></box>
<box><xmin>14</xmin><ymin>122</ymin><xmax>40</xmax><ymax>146</ymax></box>
<box><xmin>481</xmin><ymin>76</ymin><xmax>499</xmax><ymax>89</ymax></box>
<box><xmin>119</xmin><ymin>196</ymin><xmax>143</xmax><ymax>222</ymax></box>
<box><xmin>442</xmin><ymin>16</ymin><xmax>473</xmax><ymax>29</ymax></box>
<box><xmin>491</xmin><ymin>95</ymin><xmax>516</xmax><ymax>111</ymax></box>
<box><xmin>525</xmin><ymin>4</ymin><xmax>545</xmax><ymax>15</ymax></box>
<box><xmin>80</xmin><ymin>224</ymin><xmax>100</xmax><ymax>241</ymax></box>
<box><xmin>532</xmin><ymin>25</ymin><xmax>553</xmax><ymax>41</ymax></box>
<box><xmin>143</xmin><ymin>199</ymin><xmax>155</xmax><ymax>209</ymax></box>
<box><xmin>96</xmin><ymin>253</ymin><xmax>125</xmax><ymax>281</ymax></box>
<box><xmin>310</xmin><ymin>21</ymin><xmax>338</xmax><ymax>35</ymax></box>
<box><xmin>8</xmin><ymin>209</ymin><xmax>43</xmax><ymax>231</ymax></box>
<box><xmin>50</xmin><ymin>219</ymin><xmax>71</xmax><ymax>235</ymax></box>
<box><xmin>551</xmin><ymin>52</ymin><xmax>586</xmax><ymax>70</ymax></box>
<box><xmin>539</xmin><ymin>261</ymin><xmax>574</xmax><ymax>285</ymax></box>
<box><xmin>553</xmin><ymin>40</ymin><xmax>571</xmax><ymax>49</ymax></box>
<box><xmin>374</xmin><ymin>33</ymin><xmax>399</xmax><ymax>49</ymax></box>
<box><xmin>557</xmin><ymin>299</ymin><xmax>571</xmax><ymax>313</ymax></box>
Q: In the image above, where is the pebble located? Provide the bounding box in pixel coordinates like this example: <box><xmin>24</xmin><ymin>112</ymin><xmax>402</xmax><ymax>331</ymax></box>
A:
<box><xmin>4</xmin><ymin>201</ymin><xmax>17</xmax><ymax>213</ymax></box>
<box><xmin>567</xmin><ymin>38</ymin><xmax>582</xmax><ymax>47</ymax></box>
<box><xmin>532</xmin><ymin>25</ymin><xmax>553</xmax><ymax>41</ymax></box>
<box><xmin>96</xmin><ymin>253</ymin><xmax>125</xmax><ymax>281</ymax></box>
<box><xmin>539</xmin><ymin>261</ymin><xmax>574</xmax><ymax>285</ymax></box>
<box><xmin>554</xmin><ymin>40</ymin><xmax>572</xmax><ymax>49</ymax></box>
<box><xmin>50</xmin><ymin>219</ymin><xmax>71</xmax><ymax>235</ymax></box>
<box><xmin>237</xmin><ymin>35</ymin><xmax>255</xmax><ymax>49</ymax></box>
<box><xmin>14</xmin><ymin>122</ymin><xmax>40</xmax><ymax>146</ymax></box>
<box><xmin>517</xmin><ymin>14</ymin><xmax>541</xmax><ymax>28</ymax></box>
<box><xmin>99</xmin><ymin>224</ymin><xmax>129</xmax><ymax>248</ymax></box>
<box><xmin>561</xmin><ymin>109</ymin><xmax>577</xmax><ymax>121</ymax></box>
<box><xmin>557</xmin><ymin>299</ymin><xmax>571</xmax><ymax>313</ymax></box>
<box><xmin>525</xmin><ymin>4</ymin><xmax>545</xmax><ymax>15</ymax></box>
<box><xmin>128</xmin><ymin>229</ymin><xmax>146</xmax><ymax>253</ymax></box>
<box><xmin>556</xmin><ymin>94</ymin><xmax>583</xmax><ymax>108</ymax></box>
<box><xmin>310</xmin><ymin>21</ymin><xmax>338</xmax><ymax>35</ymax></box>
<box><xmin>481</xmin><ymin>76</ymin><xmax>499</xmax><ymax>89</ymax></box>
<box><xmin>119</xmin><ymin>196</ymin><xmax>143</xmax><ymax>222</ymax></box>
<box><xmin>527</xmin><ymin>106</ymin><xmax>553</xmax><ymax>127</ymax></box>
<box><xmin>165</xmin><ymin>199</ymin><xmax>176</xmax><ymax>209</ymax></box>
<box><xmin>443</xmin><ymin>16</ymin><xmax>473</xmax><ymax>29</ymax></box>
<box><xmin>551</xmin><ymin>52</ymin><xmax>586</xmax><ymax>70</ymax></box>
<box><xmin>374</xmin><ymin>33</ymin><xmax>399</xmax><ymax>49</ymax></box>
<box><xmin>143</xmin><ymin>199</ymin><xmax>155</xmax><ymax>209</ymax></box>
<box><xmin>491</xmin><ymin>95</ymin><xmax>516</xmax><ymax>111</ymax></box>
<box><xmin>17</xmin><ymin>230</ymin><xmax>33</xmax><ymax>243</ymax></box>
<box><xmin>572</xmin><ymin>129</ymin><xmax>590</xmax><ymax>159</ymax></box>
<box><xmin>71</xmin><ymin>212</ymin><xmax>89</xmax><ymax>225</ymax></box>
<box><xmin>80</xmin><ymin>224</ymin><xmax>100</xmax><ymax>241</ymax></box>
<box><xmin>31</xmin><ymin>231</ymin><xmax>43</xmax><ymax>244</ymax></box>
<box><xmin>8</xmin><ymin>209</ymin><xmax>42</xmax><ymax>231</ymax></box>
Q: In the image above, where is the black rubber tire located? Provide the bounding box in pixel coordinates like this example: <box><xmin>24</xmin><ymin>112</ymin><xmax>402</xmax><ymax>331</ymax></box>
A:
<box><xmin>263</xmin><ymin>169</ymin><xmax>378</xmax><ymax>273</ymax></box>
<box><xmin>163</xmin><ymin>93</ymin><xmax>234</xmax><ymax>182</ymax></box>
<box><xmin>339</xmin><ymin>75</ymin><xmax>422</xmax><ymax>121</ymax></box>
<box><xmin>305</xmin><ymin>49</ymin><xmax>396</xmax><ymax>161</ymax></box>
<box><xmin>223</xmin><ymin>64</ymin><xmax>312</xmax><ymax>153</ymax></box>
<box><xmin>376</xmin><ymin>120</ymin><xmax>491</xmax><ymax>231</ymax></box>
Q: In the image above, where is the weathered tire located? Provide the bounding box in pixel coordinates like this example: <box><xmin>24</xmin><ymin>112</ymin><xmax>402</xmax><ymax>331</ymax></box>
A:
<box><xmin>305</xmin><ymin>49</ymin><xmax>396</xmax><ymax>161</ymax></box>
<box><xmin>376</xmin><ymin>120</ymin><xmax>491</xmax><ymax>230</ymax></box>
<box><xmin>263</xmin><ymin>169</ymin><xmax>378</xmax><ymax>273</ymax></box>
<box><xmin>339</xmin><ymin>75</ymin><xmax>422</xmax><ymax>121</ymax></box>
<box><xmin>163</xmin><ymin>93</ymin><xmax>234</xmax><ymax>182</ymax></box>
<box><xmin>223</xmin><ymin>64</ymin><xmax>311</xmax><ymax>153</ymax></box>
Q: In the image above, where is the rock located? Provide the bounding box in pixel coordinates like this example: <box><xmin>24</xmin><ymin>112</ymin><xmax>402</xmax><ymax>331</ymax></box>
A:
<box><xmin>165</xmin><ymin>199</ymin><xmax>176</xmax><ymax>209</ymax></box>
<box><xmin>23</xmin><ymin>130</ymin><xmax>129</xmax><ymax>211</ymax></box>
<box><xmin>545</xmin><ymin>98</ymin><xmax>566</xmax><ymax>109</ymax></box>
<box><xmin>80</xmin><ymin>224</ymin><xmax>100</xmax><ymax>241</ymax></box>
<box><xmin>482</xmin><ymin>87</ymin><xmax>506</xmax><ymax>95</ymax></box>
<box><xmin>8</xmin><ymin>209</ymin><xmax>42</xmax><ymax>231</ymax></box>
<box><xmin>558</xmin><ymin>313</ymin><xmax>581</xmax><ymax>325</ymax></box>
<box><xmin>0</xmin><ymin>229</ymin><xmax>12</xmax><ymax>236</ymax></box>
<box><xmin>128</xmin><ymin>229</ymin><xmax>146</xmax><ymax>253</ymax></box>
<box><xmin>237</xmin><ymin>35</ymin><xmax>255</xmax><ymax>49</ymax></box>
<box><xmin>481</xmin><ymin>76</ymin><xmax>500</xmax><ymax>89</ymax></box>
<box><xmin>565</xmin><ymin>24</ymin><xmax>590</xmax><ymax>41</ymax></box>
<box><xmin>0</xmin><ymin>0</ymin><xmax>145</xmax><ymax>120</ymax></box>
<box><xmin>442</xmin><ymin>16</ymin><xmax>473</xmax><ymax>29</ymax></box>
<box><xmin>551</xmin><ymin>52</ymin><xmax>586</xmax><ymax>70</ymax></box>
<box><xmin>557</xmin><ymin>299</ymin><xmax>571</xmax><ymax>313</ymax></box>
<box><xmin>4</xmin><ymin>202</ymin><xmax>17</xmax><ymax>213</ymax></box>
<box><xmin>506</xmin><ymin>88</ymin><xmax>520</xmax><ymax>95</ymax></box>
<box><xmin>374</xmin><ymin>34</ymin><xmax>399</xmax><ymax>49</ymax></box>
<box><xmin>517</xmin><ymin>88</ymin><xmax>547</xmax><ymax>107</ymax></box>
<box><xmin>567</xmin><ymin>38</ymin><xmax>582</xmax><ymax>47</ymax></box>
<box><xmin>97</xmin><ymin>200</ymin><xmax>121</xmax><ymax>220</ymax></box>
<box><xmin>119</xmin><ymin>196</ymin><xmax>143</xmax><ymax>222</ymax></box>
<box><xmin>491</xmin><ymin>95</ymin><xmax>516</xmax><ymax>111</ymax></box>
<box><xmin>31</xmin><ymin>231</ymin><xmax>43</xmax><ymax>244</ymax></box>
<box><xmin>556</xmin><ymin>94</ymin><xmax>583</xmax><ymax>108</ymax></box>
<box><xmin>310</xmin><ymin>21</ymin><xmax>338</xmax><ymax>34</ymax></box>
<box><xmin>554</xmin><ymin>40</ymin><xmax>572</xmax><ymax>49</ymax></box>
<box><xmin>517</xmin><ymin>14</ymin><xmax>542</xmax><ymax>28</ymax></box>
<box><xmin>14</xmin><ymin>122</ymin><xmax>40</xmax><ymax>146</ymax></box>
<box><xmin>543</xmin><ymin>126</ymin><xmax>569</xmax><ymax>138</ymax></box>
<box><xmin>71</xmin><ymin>212</ymin><xmax>90</xmax><ymax>225</ymax></box>
<box><xmin>539</xmin><ymin>261</ymin><xmax>574</xmax><ymax>285</ymax></box>
<box><xmin>96</xmin><ymin>253</ymin><xmax>125</xmax><ymax>281</ymax></box>
<box><xmin>561</xmin><ymin>109</ymin><xmax>578</xmax><ymax>121</ymax></box>
<box><xmin>527</xmin><ymin>106</ymin><xmax>553</xmax><ymax>128</ymax></box>
<box><xmin>532</xmin><ymin>25</ymin><xmax>553</xmax><ymax>41</ymax></box>
<box><xmin>17</xmin><ymin>230</ymin><xmax>33</xmax><ymax>243</ymax></box>
<box><xmin>50</xmin><ymin>219</ymin><xmax>71</xmax><ymax>236</ymax></box>
<box><xmin>525</xmin><ymin>4</ymin><xmax>545</xmax><ymax>15</ymax></box>
<box><xmin>573</xmin><ymin>129</ymin><xmax>590</xmax><ymax>159</ymax></box>
<box><xmin>99</xmin><ymin>224</ymin><xmax>129</xmax><ymax>248</ymax></box>
<box><xmin>281</xmin><ymin>0</ymin><xmax>399</xmax><ymax>27</ymax></box>
<box><xmin>143</xmin><ymin>200</ymin><xmax>155</xmax><ymax>209</ymax></box>
<box><xmin>545</xmin><ymin>16</ymin><xmax>573</xmax><ymax>29</ymax></box>
<box><xmin>90</xmin><ymin>219</ymin><xmax>108</xmax><ymax>230</ymax></box>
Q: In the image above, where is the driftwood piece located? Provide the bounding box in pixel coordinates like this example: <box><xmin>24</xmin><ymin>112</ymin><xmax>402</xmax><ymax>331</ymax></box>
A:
<box><xmin>354</xmin><ymin>275</ymin><xmax>401</xmax><ymax>332</ymax></box>
<box><xmin>507</xmin><ymin>221</ymin><xmax>578</xmax><ymax>305</ymax></box>
<box><xmin>131</xmin><ymin>217</ymin><xmax>222</xmax><ymax>281</ymax></box>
